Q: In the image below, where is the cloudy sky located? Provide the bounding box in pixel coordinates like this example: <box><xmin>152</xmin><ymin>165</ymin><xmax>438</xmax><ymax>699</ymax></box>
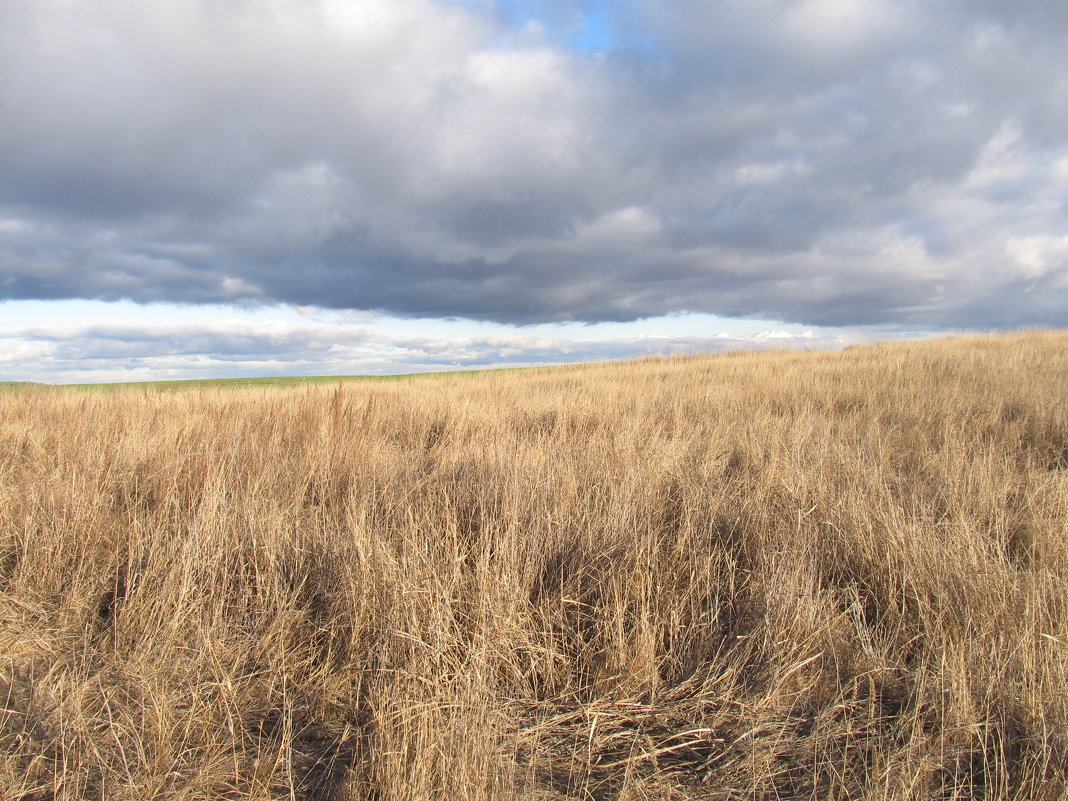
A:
<box><xmin>2</xmin><ymin>0</ymin><xmax>1066</xmax><ymax>383</ymax></box>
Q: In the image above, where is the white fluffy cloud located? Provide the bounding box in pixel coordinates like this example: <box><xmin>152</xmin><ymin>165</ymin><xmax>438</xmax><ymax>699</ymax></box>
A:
<box><xmin>0</xmin><ymin>315</ymin><xmax>863</xmax><ymax>384</ymax></box>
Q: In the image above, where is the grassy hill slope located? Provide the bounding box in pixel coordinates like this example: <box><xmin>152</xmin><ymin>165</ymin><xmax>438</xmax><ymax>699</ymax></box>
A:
<box><xmin>1</xmin><ymin>331</ymin><xmax>1066</xmax><ymax>800</ymax></box>
<box><xmin>23</xmin><ymin>367</ymin><xmax>526</xmax><ymax>393</ymax></box>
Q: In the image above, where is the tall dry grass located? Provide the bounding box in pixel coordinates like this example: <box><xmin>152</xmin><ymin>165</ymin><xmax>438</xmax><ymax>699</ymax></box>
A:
<box><xmin>1</xmin><ymin>331</ymin><xmax>1067</xmax><ymax>800</ymax></box>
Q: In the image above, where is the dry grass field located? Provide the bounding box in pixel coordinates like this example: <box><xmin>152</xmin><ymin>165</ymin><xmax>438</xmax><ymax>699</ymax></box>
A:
<box><xmin>2</xmin><ymin>331</ymin><xmax>1067</xmax><ymax>800</ymax></box>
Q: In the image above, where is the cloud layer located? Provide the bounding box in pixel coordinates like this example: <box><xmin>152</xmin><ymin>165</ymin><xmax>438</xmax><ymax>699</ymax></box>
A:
<box><xmin>1</xmin><ymin>316</ymin><xmax>855</xmax><ymax>384</ymax></box>
<box><xmin>2</xmin><ymin>0</ymin><xmax>1067</xmax><ymax>328</ymax></box>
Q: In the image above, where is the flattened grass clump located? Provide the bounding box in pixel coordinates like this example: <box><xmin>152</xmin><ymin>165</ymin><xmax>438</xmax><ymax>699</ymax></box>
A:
<box><xmin>1</xmin><ymin>331</ymin><xmax>1066</xmax><ymax>800</ymax></box>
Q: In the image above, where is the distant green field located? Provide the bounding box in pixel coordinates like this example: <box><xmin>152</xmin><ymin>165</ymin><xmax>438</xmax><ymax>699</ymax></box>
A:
<box><xmin>2</xmin><ymin>366</ymin><xmax>548</xmax><ymax>392</ymax></box>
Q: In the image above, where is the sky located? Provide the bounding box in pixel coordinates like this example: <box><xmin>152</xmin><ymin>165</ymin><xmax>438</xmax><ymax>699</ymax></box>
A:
<box><xmin>2</xmin><ymin>0</ymin><xmax>1067</xmax><ymax>383</ymax></box>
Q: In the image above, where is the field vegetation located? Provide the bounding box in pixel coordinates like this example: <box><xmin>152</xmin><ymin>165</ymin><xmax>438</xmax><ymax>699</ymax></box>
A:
<box><xmin>38</xmin><ymin>368</ymin><xmax>510</xmax><ymax>393</ymax></box>
<box><xmin>1</xmin><ymin>331</ymin><xmax>1067</xmax><ymax>800</ymax></box>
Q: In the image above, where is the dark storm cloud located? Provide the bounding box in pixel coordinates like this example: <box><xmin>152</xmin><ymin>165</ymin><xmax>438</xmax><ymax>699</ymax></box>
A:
<box><xmin>2</xmin><ymin>0</ymin><xmax>1067</xmax><ymax>327</ymax></box>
